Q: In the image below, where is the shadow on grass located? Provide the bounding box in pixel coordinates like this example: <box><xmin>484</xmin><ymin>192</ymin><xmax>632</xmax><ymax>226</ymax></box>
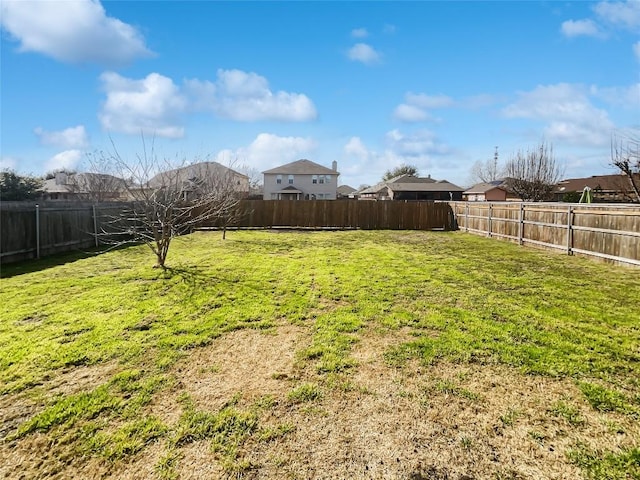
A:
<box><xmin>0</xmin><ymin>244</ymin><xmax>134</xmax><ymax>279</ymax></box>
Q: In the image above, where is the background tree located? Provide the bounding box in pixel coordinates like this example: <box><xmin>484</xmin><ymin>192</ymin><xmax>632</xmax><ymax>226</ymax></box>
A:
<box><xmin>503</xmin><ymin>141</ymin><xmax>563</xmax><ymax>202</ymax></box>
<box><xmin>382</xmin><ymin>163</ymin><xmax>419</xmax><ymax>181</ymax></box>
<box><xmin>44</xmin><ymin>168</ymin><xmax>77</xmax><ymax>180</ymax></box>
<box><xmin>469</xmin><ymin>147</ymin><xmax>503</xmax><ymax>184</ymax></box>
<box><xmin>611</xmin><ymin>129</ymin><xmax>640</xmax><ymax>203</ymax></box>
<box><xmin>89</xmin><ymin>142</ymin><xmax>248</xmax><ymax>269</ymax></box>
<box><xmin>0</xmin><ymin>170</ymin><xmax>43</xmax><ymax>201</ymax></box>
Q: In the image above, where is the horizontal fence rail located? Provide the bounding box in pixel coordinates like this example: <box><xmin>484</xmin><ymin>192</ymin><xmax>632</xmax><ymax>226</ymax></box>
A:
<box><xmin>9</xmin><ymin>200</ymin><xmax>636</xmax><ymax>267</ymax></box>
<box><xmin>0</xmin><ymin>202</ymin><xmax>131</xmax><ymax>264</ymax></box>
<box><xmin>1</xmin><ymin>200</ymin><xmax>455</xmax><ymax>264</ymax></box>
<box><xmin>450</xmin><ymin>201</ymin><xmax>640</xmax><ymax>267</ymax></box>
<box><xmin>197</xmin><ymin>200</ymin><xmax>455</xmax><ymax>231</ymax></box>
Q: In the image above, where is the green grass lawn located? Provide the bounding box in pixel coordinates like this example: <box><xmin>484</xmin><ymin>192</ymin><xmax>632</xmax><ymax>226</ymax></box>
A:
<box><xmin>1</xmin><ymin>230</ymin><xmax>639</xmax><ymax>479</ymax></box>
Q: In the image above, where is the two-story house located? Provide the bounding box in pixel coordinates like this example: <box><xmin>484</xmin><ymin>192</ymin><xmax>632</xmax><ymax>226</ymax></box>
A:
<box><xmin>262</xmin><ymin>159</ymin><xmax>339</xmax><ymax>200</ymax></box>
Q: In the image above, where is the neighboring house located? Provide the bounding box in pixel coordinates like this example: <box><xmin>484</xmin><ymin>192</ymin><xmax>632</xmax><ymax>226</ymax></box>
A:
<box><xmin>262</xmin><ymin>159</ymin><xmax>339</xmax><ymax>200</ymax></box>
<box><xmin>148</xmin><ymin>162</ymin><xmax>249</xmax><ymax>200</ymax></box>
<box><xmin>337</xmin><ymin>185</ymin><xmax>357</xmax><ymax>199</ymax></box>
<box><xmin>359</xmin><ymin>174</ymin><xmax>464</xmax><ymax>201</ymax></box>
<box><xmin>41</xmin><ymin>172</ymin><xmax>128</xmax><ymax>201</ymax></box>
<box><xmin>464</xmin><ymin>182</ymin><xmax>509</xmax><ymax>202</ymax></box>
<box><xmin>553</xmin><ymin>174</ymin><xmax>640</xmax><ymax>203</ymax></box>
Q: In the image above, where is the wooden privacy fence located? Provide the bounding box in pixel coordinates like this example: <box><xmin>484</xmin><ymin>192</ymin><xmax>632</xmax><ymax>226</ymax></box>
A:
<box><xmin>0</xmin><ymin>202</ymin><xmax>129</xmax><ymax>264</ymax></box>
<box><xmin>199</xmin><ymin>200</ymin><xmax>455</xmax><ymax>231</ymax></box>
<box><xmin>450</xmin><ymin>201</ymin><xmax>640</xmax><ymax>266</ymax></box>
<box><xmin>1</xmin><ymin>200</ymin><xmax>454</xmax><ymax>264</ymax></box>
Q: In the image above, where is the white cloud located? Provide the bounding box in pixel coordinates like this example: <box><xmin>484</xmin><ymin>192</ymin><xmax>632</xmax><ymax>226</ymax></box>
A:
<box><xmin>1</xmin><ymin>156</ymin><xmax>18</xmax><ymax>170</ymax></box>
<box><xmin>502</xmin><ymin>83</ymin><xmax>615</xmax><ymax>146</ymax></box>
<box><xmin>593</xmin><ymin>0</ymin><xmax>640</xmax><ymax>30</ymax></box>
<box><xmin>347</xmin><ymin>43</ymin><xmax>381</xmax><ymax>65</ymax></box>
<box><xmin>99</xmin><ymin>72</ymin><xmax>187</xmax><ymax>138</ymax></box>
<box><xmin>344</xmin><ymin>137</ymin><xmax>369</xmax><ymax>160</ymax></box>
<box><xmin>634</xmin><ymin>41</ymin><xmax>640</xmax><ymax>60</ymax></box>
<box><xmin>186</xmin><ymin>69</ymin><xmax>317</xmax><ymax>122</ymax></box>
<box><xmin>351</xmin><ymin>28</ymin><xmax>369</xmax><ymax>38</ymax></box>
<box><xmin>34</xmin><ymin>125</ymin><xmax>89</xmax><ymax>149</ymax></box>
<box><xmin>340</xmin><ymin>130</ymin><xmax>451</xmax><ymax>185</ymax></box>
<box><xmin>214</xmin><ymin>133</ymin><xmax>317</xmax><ymax>173</ymax></box>
<box><xmin>99</xmin><ymin>69</ymin><xmax>317</xmax><ymax>137</ymax></box>
<box><xmin>591</xmin><ymin>82</ymin><xmax>640</xmax><ymax>108</ymax></box>
<box><xmin>393</xmin><ymin>104</ymin><xmax>432</xmax><ymax>122</ymax></box>
<box><xmin>393</xmin><ymin>92</ymin><xmax>453</xmax><ymax>123</ymax></box>
<box><xmin>385</xmin><ymin>129</ymin><xmax>450</xmax><ymax>156</ymax></box>
<box><xmin>196</xmin><ymin>69</ymin><xmax>317</xmax><ymax>122</ymax></box>
<box><xmin>0</xmin><ymin>0</ymin><xmax>152</xmax><ymax>66</ymax></box>
<box><xmin>46</xmin><ymin>149</ymin><xmax>83</xmax><ymax>171</ymax></box>
<box><xmin>560</xmin><ymin>19</ymin><xmax>602</xmax><ymax>37</ymax></box>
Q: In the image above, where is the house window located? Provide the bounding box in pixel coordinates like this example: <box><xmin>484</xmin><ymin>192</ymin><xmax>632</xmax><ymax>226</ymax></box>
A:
<box><xmin>276</xmin><ymin>175</ymin><xmax>282</xmax><ymax>184</ymax></box>
<box><xmin>326</xmin><ymin>175</ymin><xmax>332</xmax><ymax>183</ymax></box>
<box><xmin>312</xmin><ymin>175</ymin><xmax>318</xmax><ymax>184</ymax></box>
<box><xmin>288</xmin><ymin>175</ymin><xmax>294</xmax><ymax>184</ymax></box>
<box><xmin>319</xmin><ymin>175</ymin><xmax>325</xmax><ymax>184</ymax></box>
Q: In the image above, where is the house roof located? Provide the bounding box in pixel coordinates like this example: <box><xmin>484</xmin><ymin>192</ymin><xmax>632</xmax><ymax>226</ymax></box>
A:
<box><xmin>359</xmin><ymin>176</ymin><xmax>464</xmax><ymax>195</ymax></box>
<box><xmin>358</xmin><ymin>182</ymin><xmax>388</xmax><ymax>195</ymax></box>
<box><xmin>464</xmin><ymin>182</ymin><xmax>508</xmax><ymax>194</ymax></box>
<box><xmin>386</xmin><ymin>174</ymin><xmax>436</xmax><ymax>184</ymax></box>
<box><xmin>554</xmin><ymin>174</ymin><xmax>638</xmax><ymax>193</ymax></box>
<box><xmin>337</xmin><ymin>185</ymin><xmax>357</xmax><ymax>195</ymax></box>
<box><xmin>148</xmin><ymin>162</ymin><xmax>247</xmax><ymax>188</ymax></box>
<box><xmin>276</xmin><ymin>185</ymin><xmax>303</xmax><ymax>194</ymax></box>
<box><xmin>388</xmin><ymin>179</ymin><xmax>464</xmax><ymax>192</ymax></box>
<box><xmin>262</xmin><ymin>159</ymin><xmax>338</xmax><ymax>175</ymax></box>
<box><xmin>42</xmin><ymin>173</ymin><xmax>127</xmax><ymax>193</ymax></box>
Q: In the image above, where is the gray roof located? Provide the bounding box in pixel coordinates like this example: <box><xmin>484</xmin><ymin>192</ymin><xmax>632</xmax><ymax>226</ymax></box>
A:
<box><xmin>387</xmin><ymin>174</ymin><xmax>436</xmax><ymax>184</ymax></box>
<box><xmin>464</xmin><ymin>182</ymin><xmax>508</xmax><ymax>194</ymax></box>
<box><xmin>360</xmin><ymin>174</ymin><xmax>442</xmax><ymax>194</ymax></box>
<box><xmin>388</xmin><ymin>180</ymin><xmax>464</xmax><ymax>193</ymax></box>
<box><xmin>337</xmin><ymin>185</ymin><xmax>357</xmax><ymax>195</ymax></box>
<box><xmin>277</xmin><ymin>185</ymin><xmax>303</xmax><ymax>194</ymax></box>
<box><xmin>358</xmin><ymin>182</ymin><xmax>388</xmax><ymax>195</ymax></box>
<box><xmin>262</xmin><ymin>159</ymin><xmax>338</xmax><ymax>175</ymax></box>
<box><xmin>42</xmin><ymin>173</ymin><xmax>127</xmax><ymax>193</ymax></box>
<box><xmin>148</xmin><ymin>162</ymin><xmax>247</xmax><ymax>188</ymax></box>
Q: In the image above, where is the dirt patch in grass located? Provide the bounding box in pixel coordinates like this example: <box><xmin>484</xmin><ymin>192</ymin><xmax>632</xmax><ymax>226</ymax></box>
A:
<box><xmin>47</xmin><ymin>361</ymin><xmax>122</xmax><ymax>397</ymax></box>
<box><xmin>0</xmin><ymin>361</ymin><xmax>121</xmax><ymax>443</ymax></box>
<box><xmin>4</xmin><ymin>323</ymin><xmax>639</xmax><ymax>479</ymax></box>
<box><xmin>148</xmin><ymin>322</ymin><xmax>308</xmax><ymax>426</ymax></box>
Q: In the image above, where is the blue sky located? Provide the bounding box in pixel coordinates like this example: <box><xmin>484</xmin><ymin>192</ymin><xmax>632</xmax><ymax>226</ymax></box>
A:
<box><xmin>1</xmin><ymin>0</ymin><xmax>639</xmax><ymax>188</ymax></box>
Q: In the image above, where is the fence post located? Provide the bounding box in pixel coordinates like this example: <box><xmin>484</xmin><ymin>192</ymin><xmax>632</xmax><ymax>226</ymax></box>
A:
<box><xmin>92</xmin><ymin>204</ymin><xmax>99</xmax><ymax>247</ymax></box>
<box><xmin>567</xmin><ymin>205</ymin><xmax>573</xmax><ymax>255</ymax></box>
<box><xmin>465</xmin><ymin>202</ymin><xmax>469</xmax><ymax>232</ymax></box>
<box><xmin>35</xmin><ymin>203</ymin><xmax>41</xmax><ymax>259</ymax></box>
<box><xmin>488</xmin><ymin>203</ymin><xmax>492</xmax><ymax>237</ymax></box>
<box><xmin>519</xmin><ymin>203</ymin><xmax>524</xmax><ymax>245</ymax></box>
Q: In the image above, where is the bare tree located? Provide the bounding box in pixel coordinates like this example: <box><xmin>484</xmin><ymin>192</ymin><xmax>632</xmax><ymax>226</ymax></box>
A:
<box><xmin>68</xmin><ymin>171</ymin><xmax>129</xmax><ymax>203</ymax></box>
<box><xmin>504</xmin><ymin>141</ymin><xmax>563</xmax><ymax>201</ymax></box>
<box><xmin>611</xmin><ymin>129</ymin><xmax>640</xmax><ymax>203</ymax></box>
<box><xmin>469</xmin><ymin>148</ymin><xmax>503</xmax><ymax>184</ymax></box>
<box><xmin>89</xmin><ymin>141</ymin><xmax>249</xmax><ymax>269</ymax></box>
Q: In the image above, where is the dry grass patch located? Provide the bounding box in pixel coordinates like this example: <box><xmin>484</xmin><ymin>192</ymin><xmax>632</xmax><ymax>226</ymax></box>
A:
<box><xmin>2</xmin><ymin>230</ymin><xmax>639</xmax><ymax>479</ymax></box>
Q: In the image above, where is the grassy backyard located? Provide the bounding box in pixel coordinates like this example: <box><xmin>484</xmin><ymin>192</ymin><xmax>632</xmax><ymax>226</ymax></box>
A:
<box><xmin>1</xmin><ymin>230</ymin><xmax>639</xmax><ymax>479</ymax></box>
